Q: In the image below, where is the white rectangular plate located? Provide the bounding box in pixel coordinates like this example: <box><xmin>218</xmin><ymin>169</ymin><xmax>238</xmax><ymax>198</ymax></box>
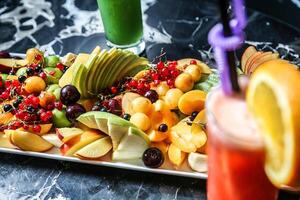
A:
<box><xmin>0</xmin><ymin>53</ymin><xmax>207</xmax><ymax>179</ymax></box>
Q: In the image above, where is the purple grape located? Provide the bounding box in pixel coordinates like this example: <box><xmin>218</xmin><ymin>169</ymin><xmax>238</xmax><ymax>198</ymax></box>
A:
<box><xmin>0</xmin><ymin>51</ymin><xmax>11</xmax><ymax>58</ymax></box>
<box><xmin>66</xmin><ymin>103</ymin><xmax>86</xmax><ymax>121</ymax></box>
<box><xmin>107</xmin><ymin>99</ymin><xmax>122</xmax><ymax>115</ymax></box>
<box><xmin>143</xmin><ymin>147</ymin><xmax>164</xmax><ymax>168</ymax></box>
<box><xmin>60</xmin><ymin>85</ymin><xmax>81</xmax><ymax>105</ymax></box>
<box><xmin>144</xmin><ymin>90</ymin><xmax>159</xmax><ymax>103</ymax></box>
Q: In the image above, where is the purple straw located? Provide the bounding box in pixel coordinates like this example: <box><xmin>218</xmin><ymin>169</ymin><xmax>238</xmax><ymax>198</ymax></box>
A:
<box><xmin>208</xmin><ymin>0</ymin><xmax>247</xmax><ymax>95</ymax></box>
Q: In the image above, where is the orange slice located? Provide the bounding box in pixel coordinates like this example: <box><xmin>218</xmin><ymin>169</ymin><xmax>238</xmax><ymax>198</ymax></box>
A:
<box><xmin>246</xmin><ymin>59</ymin><xmax>300</xmax><ymax>188</ymax></box>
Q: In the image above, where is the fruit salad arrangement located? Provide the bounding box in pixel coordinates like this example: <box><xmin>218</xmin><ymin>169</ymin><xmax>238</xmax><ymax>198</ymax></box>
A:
<box><xmin>0</xmin><ymin>47</ymin><xmax>220</xmax><ymax>173</ymax></box>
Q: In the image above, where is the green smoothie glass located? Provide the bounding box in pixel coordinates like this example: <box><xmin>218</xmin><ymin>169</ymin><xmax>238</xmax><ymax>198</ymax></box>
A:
<box><xmin>97</xmin><ymin>0</ymin><xmax>145</xmax><ymax>54</ymax></box>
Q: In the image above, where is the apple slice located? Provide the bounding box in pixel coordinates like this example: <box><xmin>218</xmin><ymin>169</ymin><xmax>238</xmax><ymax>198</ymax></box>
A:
<box><xmin>168</xmin><ymin>143</ymin><xmax>187</xmax><ymax>167</ymax></box>
<box><xmin>56</xmin><ymin>127</ymin><xmax>84</xmax><ymax>143</ymax></box>
<box><xmin>42</xmin><ymin>133</ymin><xmax>63</xmax><ymax>148</ymax></box>
<box><xmin>62</xmin><ymin>129</ymin><xmax>103</xmax><ymax>156</ymax></box>
<box><xmin>112</xmin><ymin>127</ymin><xmax>150</xmax><ymax>161</ymax></box>
<box><xmin>248</xmin><ymin>53</ymin><xmax>279</xmax><ymax>74</ymax></box>
<box><xmin>0</xmin><ymin>133</ymin><xmax>16</xmax><ymax>149</ymax></box>
<box><xmin>122</xmin><ymin>92</ymin><xmax>141</xmax><ymax>115</ymax></box>
<box><xmin>74</xmin><ymin>136</ymin><xmax>112</xmax><ymax>159</ymax></box>
<box><xmin>188</xmin><ymin>152</ymin><xmax>207</xmax><ymax>172</ymax></box>
<box><xmin>241</xmin><ymin>46</ymin><xmax>257</xmax><ymax>72</ymax></box>
<box><xmin>5</xmin><ymin>130</ymin><xmax>53</xmax><ymax>152</ymax></box>
<box><xmin>0</xmin><ymin>58</ymin><xmax>28</xmax><ymax>73</ymax></box>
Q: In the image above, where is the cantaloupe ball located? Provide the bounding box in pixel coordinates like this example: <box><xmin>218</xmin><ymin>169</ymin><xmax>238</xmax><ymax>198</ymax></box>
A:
<box><xmin>185</xmin><ymin>64</ymin><xmax>202</xmax><ymax>82</ymax></box>
<box><xmin>131</xmin><ymin>97</ymin><xmax>152</xmax><ymax>114</ymax></box>
<box><xmin>164</xmin><ymin>88</ymin><xmax>184</xmax><ymax>109</ymax></box>
<box><xmin>130</xmin><ymin>113</ymin><xmax>151</xmax><ymax>131</ymax></box>
<box><xmin>175</xmin><ymin>73</ymin><xmax>194</xmax><ymax>92</ymax></box>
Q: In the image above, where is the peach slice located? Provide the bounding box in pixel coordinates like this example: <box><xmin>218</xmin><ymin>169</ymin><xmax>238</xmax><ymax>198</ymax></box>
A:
<box><xmin>241</xmin><ymin>46</ymin><xmax>257</xmax><ymax>72</ymax></box>
<box><xmin>133</xmin><ymin>69</ymin><xmax>149</xmax><ymax>80</ymax></box>
<box><xmin>151</xmin><ymin>141</ymin><xmax>169</xmax><ymax>155</ymax></box>
<box><xmin>74</xmin><ymin>136</ymin><xmax>112</xmax><ymax>159</ymax></box>
<box><xmin>168</xmin><ymin>143</ymin><xmax>187</xmax><ymax>167</ymax></box>
<box><xmin>153</xmin><ymin>100</ymin><xmax>177</xmax><ymax>127</ymax></box>
<box><xmin>178</xmin><ymin>90</ymin><xmax>206</xmax><ymax>115</ymax></box>
<box><xmin>191</xmin><ymin>110</ymin><xmax>207</xmax><ymax>149</ymax></box>
<box><xmin>5</xmin><ymin>130</ymin><xmax>53</xmax><ymax>152</ymax></box>
<box><xmin>147</xmin><ymin>129</ymin><xmax>168</xmax><ymax>142</ymax></box>
<box><xmin>246</xmin><ymin>51</ymin><xmax>271</xmax><ymax>74</ymax></box>
<box><xmin>0</xmin><ymin>133</ymin><xmax>16</xmax><ymax>149</ymax></box>
<box><xmin>0</xmin><ymin>112</ymin><xmax>14</xmax><ymax>125</ymax></box>
<box><xmin>61</xmin><ymin>129</ymin><xmax>103</xmax><ymax>156</ymax></box>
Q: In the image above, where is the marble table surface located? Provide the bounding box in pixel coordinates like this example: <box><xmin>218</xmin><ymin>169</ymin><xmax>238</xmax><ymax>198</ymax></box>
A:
<box><xmin>1</xmin><ymin>0</ymin><xmax>300</xmax><ymax>199</ymax></box>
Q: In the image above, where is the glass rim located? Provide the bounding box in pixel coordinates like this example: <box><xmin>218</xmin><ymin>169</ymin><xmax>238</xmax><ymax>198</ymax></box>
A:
<box><xmin>206</xmin><ymin>86</ymin><xmax>264</xmax><ymax>150</ymax></box>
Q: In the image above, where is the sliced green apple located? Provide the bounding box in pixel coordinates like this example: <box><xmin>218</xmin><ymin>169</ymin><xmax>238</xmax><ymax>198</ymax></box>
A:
<box><xmin>112</xmin><ymin>127</ymin><xmax>150</xmax><ymax>161</ymax></box>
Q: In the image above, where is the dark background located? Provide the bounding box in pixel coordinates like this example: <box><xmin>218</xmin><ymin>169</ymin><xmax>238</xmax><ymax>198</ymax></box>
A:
<box><xmin>0</xmin><ymin>0</ymin><xmax>300</xmax><ymax>199</ymax></box>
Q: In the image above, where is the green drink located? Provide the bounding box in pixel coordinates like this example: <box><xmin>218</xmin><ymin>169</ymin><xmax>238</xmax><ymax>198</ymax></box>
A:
<box><xmin>97</xmin><ymin>0</ymin><xmax>145</xmax><ymax>54</ymax></box>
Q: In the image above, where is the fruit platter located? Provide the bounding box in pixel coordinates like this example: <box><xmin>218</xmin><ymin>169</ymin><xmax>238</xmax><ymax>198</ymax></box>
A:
<box><xmin>0</xmin><ymin>45</ymin><xmax>281</xmax><ymax>179</ymax></box>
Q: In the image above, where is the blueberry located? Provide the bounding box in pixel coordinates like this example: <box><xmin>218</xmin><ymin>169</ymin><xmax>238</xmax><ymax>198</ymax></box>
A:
<box><xmin>13</xmin><ymin>100</ymin><xmax>21</xmax><ymax>108</ymax></box>
<box><xmin>190</xmin><ymin>111</ymin><xmax>199</xmax><ymax>121</ymax></box>
<box><xmin>158</xmin><ymin>123</ymin><xmax>168</xmax><ymax>132</ymax></box>
<box><xmin>100</xmin><ymin>107</ymin><xmax>107</xmax><ymax>112</ymax></box>
<box><xmin>142</xmin><ymin>147</ymin><xmax>164</xmax><ymax>168</ymax></box>
<box><xmin>3</xmin><ymin>104</ymin><xmax>13</xmax><ymax>112</ymax></box>
<box><xmin>18</xmin><ymin>75</ymin><xmax>26</xmax><ymax>83</ymax></box>
<box><xmin>26</xmin><ymin>68</ymin><xmax>34</xmax><ymax>76</ymax></box>
<box><xmin>26</xmin><ymin>105</ymin><xmax>35</xmax><ymax>114</ymax></box>
<box><xmin>122</xmin><ymin>113</ymin><xmax>131</xmax><ymax>121</ymax></box>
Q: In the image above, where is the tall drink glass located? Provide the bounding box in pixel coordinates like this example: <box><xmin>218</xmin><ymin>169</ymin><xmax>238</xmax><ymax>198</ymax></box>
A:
<box><xmin>206</xmin><ymin>87</ymin><xmax>278</xmax><ymax>200</ymax></box>
<box><xmin>97</xmin><ymin>0</ymin><xmax>145</xmax><ymax>54</ymax></box>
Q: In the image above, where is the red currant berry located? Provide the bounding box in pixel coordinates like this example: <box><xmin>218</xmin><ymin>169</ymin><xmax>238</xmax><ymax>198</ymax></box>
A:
<box><xmin>137</xmin><ymin>82</ymin><xmax>144</xmax><ymax>90</ymax></box>
<box><xmin>23</xmin><ymin>124</ymin><xmax>29</xmax><ymax>130</ymax></box>
<box><xmin>13</xmin><ymin>121</ymin><xmax>21</xmax><ymax>128</ymax></box>
<box><xmin>33</xmin><ymin>125</ymin><xmax>41</xmax><ymax>133</ymax></box>
<box><xmin>144</xmin><ymin>83</ymin><xmax>150</xmax><ymax>90</ymax></box>
<box><xmin>12</xmin><ymin>80</ymin><xmax>20</xmax><ymax>87</ymax></box>
<box><xmin>129</xmin><ymin>80</ymin><xmax>137</xmax><ymax>88</ymax></box>
<box><xmin>5</xmin><ymin>81</ymin><xmax>11</xmax><ymax>88</ymax></box>
<box><xmin>110</xmin><ymin>86</ymin><xmax>118</xmax><ymax>94</ymax></box>
<box><xmin>46</xmin><ymin>103</ymin><xmax>55</xmax><ymax>110</ymax></box>
<box><xmin>190</xmin><ymin>60</ymin><xmax>197</xmax><ymax>65</ymax></box>
<box><xmin>39</xmin><ymin>72</ymin><xmax>47</xmax><ymax>79</ymax></box>
<box><xmin>0</xmin><ymin>91</ymin><xmax>9</xmax><ymax>99</ymax></box>
<box><xmin>153</xmin><ymin>80</ymin><xmax>161</xmax><ymax>86</ymax></box>
<box><xmin>151</xmin><ymin>73</ymin><xmax>159</xmax><ymax>80</ymax></box>
<box><xmin>161</xmin><ymin>68</ymin><xmax>169</xmax><ymax>76</ymax></box>
<box><xmin>54</xmin><ymin>101</ymin><xmax>63</xmax><ymax>110</ymax></box>
<box><xmin>167</xmin><ymin>79</ymin><xmax>174</xmax><ymax>87</ymax></box>
<box><xmin>35</xmin><ymin>54</ymin><xmax>42</xmax><ymax>61</ymax></box>
<box><xmin>157</xmin><ymin>61</ymin><xmax>164</xmax><ymax>70</ymax></box>
<box><xmin>56</xmin><ymin>63</ymin><xmax>65</xmax><ymax>71</ymax></box>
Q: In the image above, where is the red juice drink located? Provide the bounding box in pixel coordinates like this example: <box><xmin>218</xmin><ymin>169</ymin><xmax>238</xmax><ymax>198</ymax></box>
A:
<box><xmin>206</xmin><ymin>87</ymin><xmax>278</xmax><ymax>200</ymax></box>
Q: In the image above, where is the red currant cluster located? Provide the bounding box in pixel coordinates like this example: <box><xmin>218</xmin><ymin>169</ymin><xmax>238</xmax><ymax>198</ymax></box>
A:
<box><xmin>124</xmin><ymin>61</ymin><xmax>182</xmax><ymax>95</ymax></box>
<box><xmin>0</xmin><ymin>79</ymin><xmax>23</xmax><ymax>100</ymax></box>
